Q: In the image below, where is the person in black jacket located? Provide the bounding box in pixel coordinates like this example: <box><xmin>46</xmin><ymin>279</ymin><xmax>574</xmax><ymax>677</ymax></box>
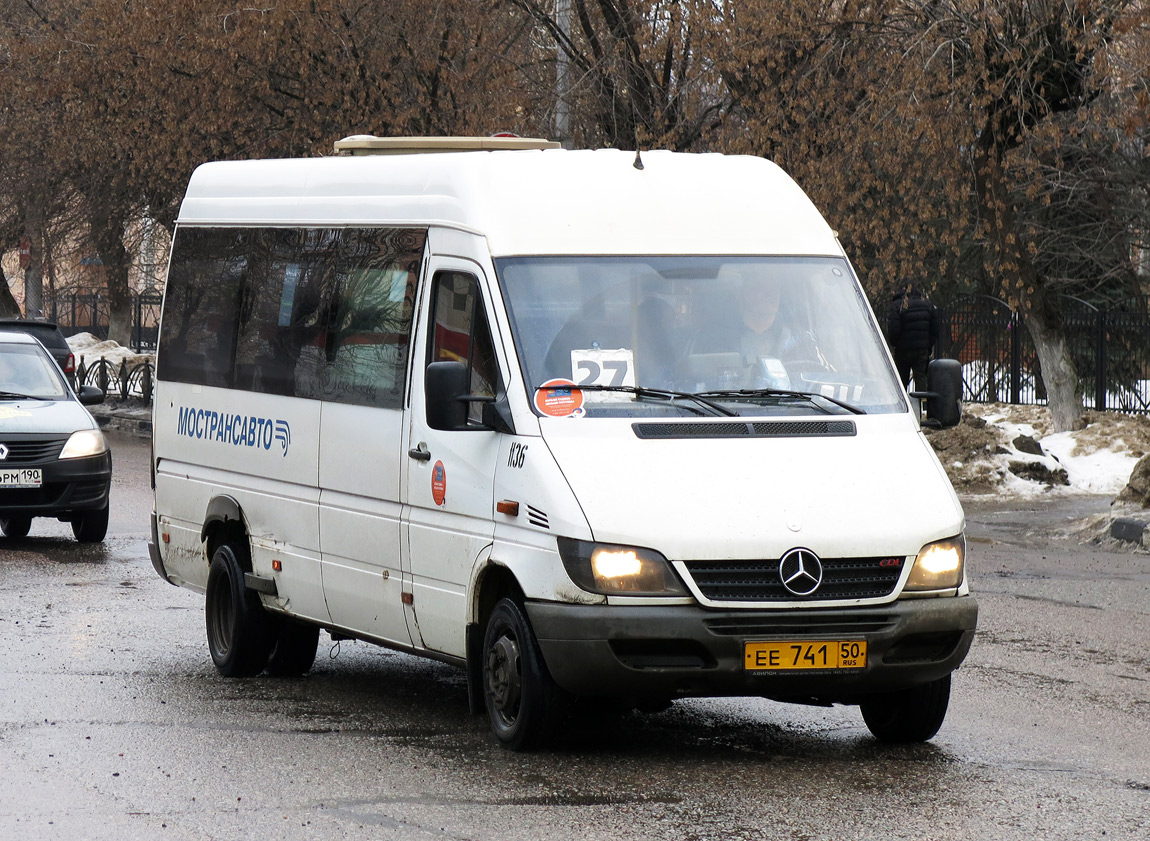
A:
<box><xmin>887</xmin><ymin>285</ymin><xmax>940</xmax><ymax>389</ymax></box>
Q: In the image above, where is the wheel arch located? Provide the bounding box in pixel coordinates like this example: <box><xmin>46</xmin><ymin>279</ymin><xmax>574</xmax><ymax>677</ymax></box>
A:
<box><xmin>201</xmin><ymin>494</ymin><xmax>250</xmax><ymax>568</ymax></box>
<box><xmin>466</xmin><ymin>561</ymin><xmax>526</xmax><ymax>715</ymax></box>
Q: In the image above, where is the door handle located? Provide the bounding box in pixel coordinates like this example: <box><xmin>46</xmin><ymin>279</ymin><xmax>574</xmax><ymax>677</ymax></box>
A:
<box><xmin>408</xmin><ymin>443</ymin><xmax>431</xmax><ymax>462</ymax></box>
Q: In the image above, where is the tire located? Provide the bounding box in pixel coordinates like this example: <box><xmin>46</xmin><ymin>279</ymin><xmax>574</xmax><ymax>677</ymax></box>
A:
<box><xmin>266</xmin><ymin>618</ymin><xmax>320</xmax><ymax>677</ymax></box>
<box><xmin>71</xmin><ymin>504</ymin><xmax>109</xmax><ymax>543</ymax></box>
<box><xmin>482</xmin><ymin>598</ymin><xmax>565</xmax><ymax>750</ymax></box>
<box><xmin>1</xmin><ymin>516</ymin><xmax>33</xmax><ymax>539</ymax></box>
<box><xmin>205</xmin><ymin>541</ymin><xmax>275</xmax><ymax>677</ymax></box>
<box><xmin>860</xmin><ymin>674</ymin><xmax>951</xmax><ymax>743</ymax></box>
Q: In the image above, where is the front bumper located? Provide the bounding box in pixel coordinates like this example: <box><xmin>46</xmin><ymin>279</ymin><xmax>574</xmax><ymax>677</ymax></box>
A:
<box><xmin>0</xmin><ymin>451</ymin><xmax>112</xmax><ymax>517</ymax></box>
<box><xmin>526</xmin><ymin>595</ymin><xmax>977</xmax><ymax>702</ymax></box>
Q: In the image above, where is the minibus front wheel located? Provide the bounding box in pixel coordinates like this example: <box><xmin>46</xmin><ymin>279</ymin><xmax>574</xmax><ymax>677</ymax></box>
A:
<box><xmin>482</xmin><ymin>598</ymin><xmax>565</xmax><ymax>750</ymax></box>
<box><xmin>859</xmin><ymin>673</ymin><xmax>951</xmax><ymax>743</ymax></box>
<box><xmin>205</xmin><ymin>540</ymin><xmax>275</xmax><ymax>677</ymax></box>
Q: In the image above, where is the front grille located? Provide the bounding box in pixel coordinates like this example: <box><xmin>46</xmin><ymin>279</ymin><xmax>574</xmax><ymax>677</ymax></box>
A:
<box><xmin>682</xmin><ymin>556</ymin><xmax>903</xmax><ymax>603</ymax></box>
<box><xmin>0</xmin><ymin>438</ymin><xmax>66</xmax><ymax>464</ymax></box>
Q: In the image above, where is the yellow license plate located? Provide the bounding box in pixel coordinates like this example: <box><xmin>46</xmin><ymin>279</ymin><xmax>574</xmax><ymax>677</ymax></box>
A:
<box><xmin>745</xmin><ymin>640</ymin><xmax>867</xmax><ymax>671</ymax></box>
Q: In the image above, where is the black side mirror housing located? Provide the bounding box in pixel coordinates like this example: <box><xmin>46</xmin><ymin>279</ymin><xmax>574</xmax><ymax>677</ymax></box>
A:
<box><xmin>910</xmin><ymin>358</ymin><xmax>962</xmax><ymax>429</ymax></box>
<box><xmin>78</xmin><ymin>385</ymin><xmax>105</xmax><ymax>406</ymax></box>
<box><xmin>426</xmin><ymin>361</ymin><xmax>469</xmax><ymax>431</ymax></box>
<box><xmin>425</xmin><ymin>360</ymin><xmax>516</xmax><ymax>434</ymax></box>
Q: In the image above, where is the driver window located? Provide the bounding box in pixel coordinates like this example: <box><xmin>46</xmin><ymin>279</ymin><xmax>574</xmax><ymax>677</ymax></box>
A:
<box><xmin>429</xmin><ymin>271</ymin><xmax>499</xmax><ymax>424</ymax></box>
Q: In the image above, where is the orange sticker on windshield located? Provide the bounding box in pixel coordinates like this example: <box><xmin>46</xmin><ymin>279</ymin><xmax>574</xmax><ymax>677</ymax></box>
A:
<box><xmin>534</xmin><ymin>379</ymin><xmax>584</xmax><ymax>418</ymax></box>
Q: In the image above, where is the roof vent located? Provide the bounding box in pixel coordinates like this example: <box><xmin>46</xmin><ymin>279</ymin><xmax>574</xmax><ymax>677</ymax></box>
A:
<box><xmin>333</xmin><ymin>135</ymin><xmax>561</xmax><ymax>155</ymax></box>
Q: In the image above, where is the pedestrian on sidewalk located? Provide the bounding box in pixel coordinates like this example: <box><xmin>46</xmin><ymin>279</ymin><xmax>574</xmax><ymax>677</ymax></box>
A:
<box><xmin>887</xmin><ymin>284</ymin><xmax>940</xmax><ymax>390</ymax></box>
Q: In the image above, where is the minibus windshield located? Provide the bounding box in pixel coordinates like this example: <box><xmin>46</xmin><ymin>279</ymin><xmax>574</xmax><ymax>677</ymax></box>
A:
<box><xmin>495</xmin><ymin>256</ymin><xmax>907</xmax><ymax>418</ymax></box>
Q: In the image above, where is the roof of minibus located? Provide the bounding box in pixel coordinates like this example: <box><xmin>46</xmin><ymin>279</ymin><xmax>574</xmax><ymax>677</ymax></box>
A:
<box><xmin>176</xmin><ymin>148</ymin><xmax>843</xmax><ymax>258</ymax></box>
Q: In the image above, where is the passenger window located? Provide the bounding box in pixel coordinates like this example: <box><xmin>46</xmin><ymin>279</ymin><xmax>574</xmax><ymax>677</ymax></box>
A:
<box><xmin>320</xmin><ymin>229</ymin><xmax>422</xmax><ymax>409</ymax></box>
<box><xmin>159</xmin><ymin>225</ymin><xmax>426</xmax><ymax>408</ymax></box>
<box><xmin>233</xmin><ymin>229</ymin><xmax>328</xmax><ymax>396</ymax></box>
<box><xmin>158</xmin><ymin>228</ymin><xmax>246</xmax><ymax>387</ymax></box>
<box><xmin>430</xmin><ymin>271</ymin><xmax>499</xmax><ymax>424</ymax></box>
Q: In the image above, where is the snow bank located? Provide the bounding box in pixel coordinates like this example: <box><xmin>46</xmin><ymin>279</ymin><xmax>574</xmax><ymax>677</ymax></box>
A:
<box><xmin>67</xmin><ymin>333</ymin><xmax>153</xmax><ymax>367</ymax></box>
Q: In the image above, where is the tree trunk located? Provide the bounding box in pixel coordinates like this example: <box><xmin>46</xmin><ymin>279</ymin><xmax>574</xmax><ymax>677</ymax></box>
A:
<box><xmin>89</xmin><ymin>205</ymin><xmax>133</xmax><ymax>348</ymax></box>
<box><xmin>973</xmin><ymin>132</ymin><xmax>1084</xmax><ymax>432</ymax></box>
<box><xmin>0</xmin><ymin>269</ymin><xmax>22</xmax><ymax>317</ymax></box>
<box><xmin>1022</xmin><ymin>307</ymin><xmax>1083</xmax><ymax>433</ymax></box>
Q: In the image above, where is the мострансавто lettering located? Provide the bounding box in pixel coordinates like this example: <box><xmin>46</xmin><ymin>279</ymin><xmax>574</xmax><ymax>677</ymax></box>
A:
<box><xmin>176</xmin><ymin>406</ymin><xmax>291</xmax><ymax>456</ymax></box>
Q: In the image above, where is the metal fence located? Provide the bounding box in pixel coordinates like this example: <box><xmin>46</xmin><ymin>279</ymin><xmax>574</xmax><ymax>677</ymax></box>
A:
<box><xmin>938</xmin><ymin>294</ymin><xmax>1150</xmax><ymax>413</ymax></box>
<box><xmin>75</xmin><ymin>356</ymin><xmax>155</xmax><ymax>402</ymax></box>
<box><xmin>44</xmin><ymin>291</ymin><xmax>162</xmax><ymax>352</ymax></box>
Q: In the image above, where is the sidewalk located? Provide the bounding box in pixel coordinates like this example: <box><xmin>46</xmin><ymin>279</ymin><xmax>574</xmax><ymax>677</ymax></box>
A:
<box><xmin>89</xmin><ymin>398</ymin><xmax>152</xmax><ymax>438</ymax></box>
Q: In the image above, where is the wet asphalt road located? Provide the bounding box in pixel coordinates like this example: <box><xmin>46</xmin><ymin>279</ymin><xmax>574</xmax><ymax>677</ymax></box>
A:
<box><xmin>1</xmin><ymin>432</ymin><xmax>1148</xmax><ymax>840</ymax></box>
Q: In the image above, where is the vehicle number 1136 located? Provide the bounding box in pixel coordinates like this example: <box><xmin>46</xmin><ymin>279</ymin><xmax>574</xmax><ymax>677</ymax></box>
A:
<box><xmin>744</xmin><ymin>640</ymin><xmax>867</xmax><ymax>671</ymax></box>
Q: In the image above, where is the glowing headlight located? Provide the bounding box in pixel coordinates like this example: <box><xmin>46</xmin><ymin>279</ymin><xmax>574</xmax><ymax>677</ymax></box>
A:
<box><xmin>558</xmin><ymin>538</ymin><xmax>687</xmax><ymax>596</ymax></box>
<box><xmin>905</xmin><ymin>534</ymin><xmax>966</xmax><ymax>591</ymax></box>
<box><xmin>60</xmin><ymin>429</ymin><xmax>109</xmax><ymax>460</ymax></box>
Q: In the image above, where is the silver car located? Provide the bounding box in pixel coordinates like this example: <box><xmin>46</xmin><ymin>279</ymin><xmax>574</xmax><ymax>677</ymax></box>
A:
<box><xmin>0</xmin><ymin>330</ymin><xmax>111</xmax><ymax>542</ymax></box>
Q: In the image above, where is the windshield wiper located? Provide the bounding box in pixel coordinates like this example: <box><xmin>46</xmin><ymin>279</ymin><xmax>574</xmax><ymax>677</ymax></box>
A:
<box><xmin>696</xmin><ymin>388</ymin><xmax>866</xmax><ymax>415</ymax></box>
<box><xmin>573</xmin><ymin>384</ymin><xmax>738</xmax><ymax>417</ymax></box>
<box><xmin>0</xmin><ymin>391</ymin><xmax>39</xmax><ymax>400</ymax></box>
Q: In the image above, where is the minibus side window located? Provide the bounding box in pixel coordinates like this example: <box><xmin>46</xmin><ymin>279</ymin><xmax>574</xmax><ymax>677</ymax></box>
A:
<box><xmin>429</xmin><ymin>271</ymin><xmax>498</xmax><ymax>425</ymax></box>
<box><xmin>160</xmin><ymin>226</ymin><xmax>426</xmax><ymax>408</ymax></box>
<box><xmin>320</xmin><ymin>229</ymin><xmax>422</xmax><ymax>409</ymax></box>
<box><xmin>158</xmin><ymin>228</ymin><xmax>245</xmax><ymax>387</ymax></box>
<box><xmin>233</xmin><ymin>228</ymin><xmax>328</xmax><ymax>396</ymax></box>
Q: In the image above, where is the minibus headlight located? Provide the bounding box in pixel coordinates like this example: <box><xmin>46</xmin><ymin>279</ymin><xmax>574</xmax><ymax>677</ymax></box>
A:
<box><xmin>557</xmin><ymin>538</ymin><xmax>687</xmax><ymax>596</ymax></box>
<box><xmin>905</xmin><ymin>534</ymin><xmax>966</xmax><ymax>591</ymax></box>
<box><xmin>59</xmin><ymin>429</ymin><xmax>109</xmax><ymax>460</ymax></box>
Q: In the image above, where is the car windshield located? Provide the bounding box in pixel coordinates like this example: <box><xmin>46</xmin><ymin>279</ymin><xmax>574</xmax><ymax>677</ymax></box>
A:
<box><xmin>495</xmin><ymin>256</ymin><xmax>906</xmax><ymax>418</ymax></box>
<box><xmin>0</xmin><ymin>344</ymin><xmax>69</xmax><ymax>399</ymax></box>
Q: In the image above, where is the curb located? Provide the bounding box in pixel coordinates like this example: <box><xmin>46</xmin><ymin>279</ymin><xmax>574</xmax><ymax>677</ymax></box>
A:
<box><xmin>90</xmin><ymin>403</ymin><xmax>153</xmax><ymax>438</ymax></box>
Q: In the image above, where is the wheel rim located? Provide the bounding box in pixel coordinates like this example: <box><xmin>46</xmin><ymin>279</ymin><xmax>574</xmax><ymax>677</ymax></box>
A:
<box><xmin>208</xmin><ymin>565</ymin><xmax>237</xmax><ymax>658</ymax></box>
<box><xmin>486</xmin><ymin>630</ymin><xmax>522</xmax><ymax>727</ymax></box>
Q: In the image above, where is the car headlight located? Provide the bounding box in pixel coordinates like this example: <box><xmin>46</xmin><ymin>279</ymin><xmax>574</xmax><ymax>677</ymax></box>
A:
<box><xmin>59</xmin><ymin>429</ymin><xmax>109</xmax><ymax>459</ymax></box>
<box><xmin>558</xmin><ymin>537</ymin><xmax>687</xmax><ymax>596</ymax></box>
<box><xmin>905</xmin><ymin>534</ymin><xmax>966</xmax><ymax>591</ymax></box>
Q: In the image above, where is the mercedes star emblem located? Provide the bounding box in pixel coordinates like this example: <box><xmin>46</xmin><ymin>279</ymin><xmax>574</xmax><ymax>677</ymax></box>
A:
<box><xmin>779</xmin><ymin>548</ymin><xmax>823</xmax><ymax>596</ymax></box>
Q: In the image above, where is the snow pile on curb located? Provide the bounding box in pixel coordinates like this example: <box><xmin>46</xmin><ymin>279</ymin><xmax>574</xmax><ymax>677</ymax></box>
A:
<box><xmin>925</xmin><ymin>402</ymin><xmax>1150</xmax><ymax>498</ymax></box>
<box><xmin>67</xmin><ymin>332</ymin><xmax>153</xmax><ymax>368</ymax></box>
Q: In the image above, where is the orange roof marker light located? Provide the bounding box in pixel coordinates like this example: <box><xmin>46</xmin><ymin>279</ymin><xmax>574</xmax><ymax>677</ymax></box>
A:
<box><xmin>333</xmin><ymin>135</ymin><xmax>561</xmax><ymax>156</ymax></box>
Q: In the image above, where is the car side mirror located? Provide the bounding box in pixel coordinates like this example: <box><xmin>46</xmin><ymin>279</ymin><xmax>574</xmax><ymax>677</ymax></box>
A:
<box><xmin>910</xmin><ymin>359</ymin><xmax>962</xmax><ymax>429</ymax></box>
<box><xmin>426</xmin><ymin>360</ymin><xmax>516</xmax><ymax>434</ymax></box>
<box><xmin>426</xmin><ymin>361</ymin><xmax>470</xmax><ymax>430</ymax></box>
<box><xmin>78</xmin><ymin>385</ymin><xmax>105</xmax><ymax>406</ymax></box>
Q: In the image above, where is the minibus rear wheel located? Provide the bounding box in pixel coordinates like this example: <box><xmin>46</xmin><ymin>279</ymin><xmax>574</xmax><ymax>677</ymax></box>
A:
<box><xmin>266</xmin><ymin>619</ymin><xmax>320</xmax><ymax>677</ymax></box>
<box><xmin>859</xmin><ymin>674</ymin><xmax>951</xmax><ymax>743</ymax></box>
<box><xmin>482</xmin><ymin>598</ymin><xmax>563</xmax><ymax>750</ymax></box>
<box><xmin>205</xmin><ymin>541</ymin><xmax>275</xmax><ymax>677</ymax></box>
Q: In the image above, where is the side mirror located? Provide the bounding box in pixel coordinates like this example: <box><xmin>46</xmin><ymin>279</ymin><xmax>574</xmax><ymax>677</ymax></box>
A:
<box><xmin>426</xmin><ymin>361</ymin><xmax>469</xmax><ymax>431</ymax></box>
<box><xmin>910</xmin><ymin>359</ymin><xmax>962</xmax><ymax>429</ymax></box>
<box><xmin>78</xmin><ymin>385</ymin><xmax>105</xmax><ymax>406</ymax></box>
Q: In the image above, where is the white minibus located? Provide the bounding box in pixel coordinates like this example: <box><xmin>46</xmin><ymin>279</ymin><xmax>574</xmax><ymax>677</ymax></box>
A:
<box><xmin>149</xmin><ymin>136</ymin><xmax>976</xmax><ymax>749</ymax></box>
